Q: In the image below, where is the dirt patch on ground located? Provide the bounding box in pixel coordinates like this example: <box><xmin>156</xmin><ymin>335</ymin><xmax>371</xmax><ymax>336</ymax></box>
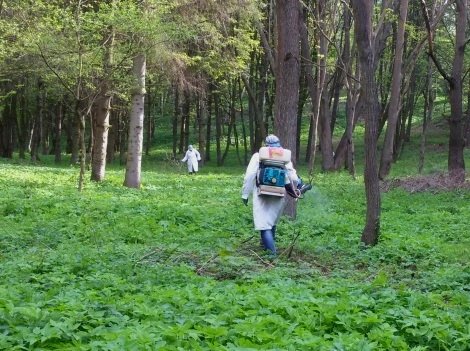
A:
<box><xmin>381</xmin><ymin>172</ymin><xmax>470</xmax><ymax>193</ymax></box>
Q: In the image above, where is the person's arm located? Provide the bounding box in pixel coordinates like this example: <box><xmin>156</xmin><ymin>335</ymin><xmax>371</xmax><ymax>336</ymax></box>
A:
<box><xmin>196</xmin><ymin>150</ymin><xmax>201</xmax><ymax>161</ymax></box>
<box><xmin>181</xmin><ymin>151</ymin><xmax>188</xmax><ymax>162</ymax></box>
<box><xmin>241</xmin><ymin>153</ymin><xmax>259</xmax><ymax>200</ymax></box>
<box><xmin>285</xmin><ymin>161</ymin><xmax>299</xmax><ymax>185</ymax></box>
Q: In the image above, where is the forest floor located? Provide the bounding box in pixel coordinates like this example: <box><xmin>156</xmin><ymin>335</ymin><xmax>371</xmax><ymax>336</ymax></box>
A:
<box><xmin>1</xmin><ymin>130</ymin><xmax>470</xmax><ymax>350</ymax></box>
<box><xmin>381</xmin><ymin>172</ymin><xmax>470</xmax><ymax>192</ymax></box>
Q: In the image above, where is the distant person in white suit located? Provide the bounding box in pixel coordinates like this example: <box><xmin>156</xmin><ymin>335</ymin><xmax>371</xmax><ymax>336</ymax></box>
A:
<box><xmin>181</xmin><ymin>145</ymin><xmax>201</xmax><ymax>174</ymax></box>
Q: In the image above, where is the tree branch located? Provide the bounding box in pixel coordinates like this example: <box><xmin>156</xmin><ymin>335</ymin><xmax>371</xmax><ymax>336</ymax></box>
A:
<box><xmin>419</xmin><ymin>0</ymin><xmax>453</xmax><ymax>85</ymax></box>
<box><xmin>37</xmin><ymin>44</ymin><xmax>76</xmax><ymax>97</ymax></box>
<box><xmin>255</xmin><ymin>18</ymin><xmax>276</xmax><ymax>74</ymax></box>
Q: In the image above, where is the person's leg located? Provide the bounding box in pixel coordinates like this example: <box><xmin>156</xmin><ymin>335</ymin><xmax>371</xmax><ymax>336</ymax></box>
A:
<box><xmin>272</xmin><ymin>225</ymin><xmax>276</xmax><ymax>241</ymax></box>
<box><xmin>260</xmin><ymin>229</ymin><xmax>276</xmax><ymax>255</ymax></box>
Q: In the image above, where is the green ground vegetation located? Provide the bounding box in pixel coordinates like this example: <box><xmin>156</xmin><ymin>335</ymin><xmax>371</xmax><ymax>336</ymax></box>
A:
<box><xmin>1</xmin><ymin>124</ymin><xmax>470</xmax><ymax>350</ymax></box>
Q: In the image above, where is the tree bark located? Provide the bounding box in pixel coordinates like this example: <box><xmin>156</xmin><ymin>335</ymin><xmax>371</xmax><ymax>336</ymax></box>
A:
<box><xmin>172</xmin><ymin>86</ymin><xmax>179</xmax><ymax>158</ymax></box>
<box><xmin>54</xmin><ymin>102</ymin><xmax>63</xmax><ymax>163</ymax></box>
<box><xmin>274</xmin><ymin>0</ymin><xmax>300</xmax><ymax>218</ymax></box>
<box><xmin>421</xmin><ymin>0</ymin><xmax>467</xmax><ymax>181</ymax></box>
<box><xmin>205</xmin><ymin>85</ymin><xmax>212</xmax><ymax>161</ymax></box>
<box><xmin>418</xmin><ymin>57</ymin><xmax>435</xmax><ymax>174</ymax></box>
<box><xmin>379</xmin><ymin>0</ymin><xmax>409</xmax><ymax>179</ymax></box>
<box><xmin>124</xmin><ymin>53</ymin><xmax>146</xmax><ymax>188</ymax></box>
<box><xmin>197</xmin><ymin>91</ymin><xmax>206</xmax><ymax>165</ymax></box>
<box><xmin>352</xmin><ymin>0</ymin><xmax>381</xmax><ymax>246</ymax></box>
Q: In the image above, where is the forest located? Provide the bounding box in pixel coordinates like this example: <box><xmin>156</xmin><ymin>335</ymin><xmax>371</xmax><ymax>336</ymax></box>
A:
<box><xmin>1</xmin><ymin>0</ymin><xmax>470</xmax><ymax>350</ymax></box>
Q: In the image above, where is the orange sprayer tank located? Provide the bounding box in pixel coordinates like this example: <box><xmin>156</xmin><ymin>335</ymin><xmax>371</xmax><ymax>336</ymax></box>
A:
<box><xmin>258</xmin><ymin>147</ymin><xmax>291</xmax><ymax>163</ymax></box>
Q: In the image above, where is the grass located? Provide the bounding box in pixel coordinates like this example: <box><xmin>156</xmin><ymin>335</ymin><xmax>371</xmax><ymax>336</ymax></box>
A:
<box><xmin>0</xmin><ymin>121</ymin><xmax>470</xmax><ymax>350</ymax></box>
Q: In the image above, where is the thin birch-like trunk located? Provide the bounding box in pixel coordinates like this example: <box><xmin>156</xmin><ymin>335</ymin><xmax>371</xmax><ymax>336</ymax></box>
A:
<box><xmin>124</xmin><ymin>53</ymin><xmax>146</xmax><ymax>188</ymax></box>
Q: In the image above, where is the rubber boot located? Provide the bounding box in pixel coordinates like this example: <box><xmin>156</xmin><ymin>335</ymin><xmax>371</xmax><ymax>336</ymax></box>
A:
<box><xmin>260</xmin><ymin>229</ymin><xmax>276</xmax><ymax>255</ymax></box>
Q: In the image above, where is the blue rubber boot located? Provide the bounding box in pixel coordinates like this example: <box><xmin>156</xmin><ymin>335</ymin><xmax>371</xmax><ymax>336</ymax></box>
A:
<box><xmin>260</xmin><ymin>229</ymin><xmax>276</xmax><ymax>255</ymax></box>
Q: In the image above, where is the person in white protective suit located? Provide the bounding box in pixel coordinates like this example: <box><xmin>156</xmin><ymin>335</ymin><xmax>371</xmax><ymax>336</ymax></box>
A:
<box><xmin>241</xmin><ymin>135</ymin><xmax>301</xmax><ymax>255</ymax></box>
<box><xmin>181</xmin><ymin>145</ymin><xmax>201</xmax><ymax>174</ymax></box>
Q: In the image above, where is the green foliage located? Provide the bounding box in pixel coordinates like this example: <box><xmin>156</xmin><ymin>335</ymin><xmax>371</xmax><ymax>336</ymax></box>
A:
<box><xmin>1</xmin><ymin>144</ymin><xmax>470</xmax><ymax>350</ymax></box>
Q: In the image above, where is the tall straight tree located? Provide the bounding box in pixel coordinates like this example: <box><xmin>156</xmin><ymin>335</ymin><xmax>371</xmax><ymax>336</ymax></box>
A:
<box><xmin>379</xmin><ymin>0</ymin><xmax>409</xmax><ymax>179</ymax></box>
<box><xmin>91</xmin><ymin>27</ymin><xmax>115</xmax><ymax>182</ymax></box>
<box><xmin>124</xmin><ymin>53</ymin><xmax>146</xmax><ymax>188</ymax></box>
<box><xmin>274</xmin><ymin>0</ymin><xmax>300</xmax><ymax>218</ymax></box>
<box><xmin>421</xmin><ymin>0</ymin><xmax>468</xmax><ymax>182</ymax></box>
<box><xmin>352</xmin><ymin>0</ymin><xmax>381</xmax><ymax>246</ymax></box>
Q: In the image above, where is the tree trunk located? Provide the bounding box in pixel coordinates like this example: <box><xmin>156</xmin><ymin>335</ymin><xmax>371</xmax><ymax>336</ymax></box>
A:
<box><xmin>352</xmin><ymin>0</ymin><xmax>381</xmax><ymax>246</ymax></box>
<box><xmin>464</xmin><ymin>76</ymin><xmax>470</xmax><ymax>147</ymax></box>
<box><xmin>54</xmin><ymin>102</ymin><xmax>62</xmax><ymax>163</ymax></box>
<box><xmin>274</xmin><ymin>0</ymin><xmax>300</xmax><ymax>218</ymax></box>
<box><xmin>76</xmin><ymin>99</ymin><xmax>87</xmax><ymax>192</ymax></box>
<box><xmin>172</xmin><ymin>86</ymin><xmax>179</xmax><ymax>158</ymax></box>
<box><xmin>238</xmin><ymin>77</ymin><xmax>248</xmax><ymax>165</ymax></box>
<box><xmin>124</xmin><ymin>53</ymin><xmax>146</xmax><ymax>188</ymax></box>
<box><xmin>107</xmin><ymin>109</ymin><xmax>118</xmax><ymax>163</ymax></box>
<box><xmin>91</xmin><ymin>88</ymin><xmax>112</xmax><ymax>181</ymax></box>
<box><xmin>31</xmin><ymin>79</ymin><xmax>44</xmax><ymax>162</ymax></box>
<box><xmin>418</xmin><ymin>57</ymin><xmax>435</xmax><ymax>174</ymax></box>
<box><xmin>299</xmin><ymin>5</ymin><xmax>319</xmax><ymax>169</ymax></box>
<box><xmin>379</xmin><ymin>0</ymin><xmax>409</xmax><ymax>180</ymax></box>
<box><xmin>421</xmin><ymin>0</ymin><xmax>467</xmax><ymax>181</ymax></box>
<box><xmin>145</xmin><ymin>79</ymin><xmax>152</xmax><ymax>156</ymax></box>
<box><xmin>205</xmin><ymin>85</ymin><xmax>212</xmax><ymax>161</ymax></box>
<box><xmin>182</xmin><ymin>89</ymin><xmax>190</xmax><ymax>151</ymax></box>
<box><xmin>1</xmin><ymin>93</ymin><xmax>15</xmax><ymax>158</ymax></box>
<box><xmin>215</xmin><ymin>89</ymin><xmax>222</xmax><ymax>166</ymax></box>
<box><xmin>18</xmin><ymin>88</ymin><xmax>28</xmax><ymax>159</ymax></box>
<box><xmin>197</xmin><ymin>92</ymin><xmax>206</xmax><ymax>165</ymax></box>
<box><xmin>446</xmin><ymin>0</ymin><xmax>467</xmax><ymax>181</ymax></box>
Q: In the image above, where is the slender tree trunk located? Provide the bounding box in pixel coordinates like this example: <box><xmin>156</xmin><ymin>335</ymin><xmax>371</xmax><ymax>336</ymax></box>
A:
<box><xmin>124</xmin><ymin>53</ymin><xmax>146</xmax><ymax>188</ymax></box>
<box><xmin>274</xmin><ymin>0</ymin><xmax>300</xmax><ymax>218</ymax></box>
<box><xmin>299</xmin><ymin>5</ymin><xmax>319</xmax><ymax>170</ymax></box>
<box><xmin>205</xmin><ymin>85</ymin><xmax>212</xmax><ymax>162</ymax></box>
<box><xmin>31</xmin><ymin>79</ymin><xmax>44</xmax><ymax>162</ymax></box>
<box><xmin>352</xmin><ymin>0</ymin><xmax>381</xmax><ymax>246</ymax></box>
<box><xmin>119</xmin><ymin>111</ymin><xmax>127</xmax><ymax>165</ymax></box>
<box><xmin>241</xmin><ymin>74</ymin><xmax>265</xmax><ymax>151</ymax></box>
<box><xmin>90</xmin><ymin>29</ymin><xmax>114</xmax><ymax>178</ymax></box>
<box><xmin>197</xmin><ymin>92</ymin><xmax>206</xmax><ymax>165</ymax></box>
<box><xmin>1</xmin><ymin>94</ymin><xmax>15</xmax><ymax>158</ymax></box>
<box><xmin>215</xmin><ymin>89</ymin><xmax>222</xmax><ymax>166</ymax></box>
<box><xmin>316</xmin><ymin>0</ymin><xmax>334</xmax><ymax>171</ymax></box>
<box><xmin>379</xmin><ymin>0</ymin><xmax>409</xmax><ymax>180</ymax></box>
<box><xmin>172</xmin><ymin>86</ymin><xmax>179</xmax><ymax>158</ymax></box>
<box><xmin>222</xmin><ymin>83</ymin><xmax>236</xmax><ymax>165</ymax></box>
<box><xmin>145</xmin><ymin>79</ymin><xmax>152</xmax><ymax>156</ymax></box>
<box><xmin>107</xmin><ymin>109</ymin><xmax>117</xmax><ymax>163</ymax></box>
<box><xmin>40</xmin><ymin>97</ymin><xmax>49</xmax><ymax>156</ymax></box>
<box><xmin>54</xmin><ymin>102</ymin><xmax>62</xmax><ymax>163</ymax></box>
<box><xmin>182</xmin><ymin>89</ymin><xmax>190</xmax><ymax>151</ymax></box>
<box><xmin>446</xmin><ymin>0</ymin><xmax>467</xmax><ymax>180</ymax></box>
<box><xmin>418</xmin><ymin>57</ymin><xmax>435</xmax><ymax>174</ymax></box>
<box><xmin>464</xmin><ymin>77</ymin><xmax>470</xmax><ymax>147</ymax></box>
<box><xmin>76</xmin><ymin>99</ymin><xmax>87</xmax><ymax>192</ymax></box>
<box><xmin>421</xmin><ymin>0</ymin><xmax>467</xmax><ymax>181</ymax></box>
<box><xmin>18</xmin><ymin>88</ymin><xmax>28</xmax><ymax>159</ymax></box>
<box><xmin>238</xmin><ymin>77</ymin><xmax>248</xmax><ymax>165</ymax></box>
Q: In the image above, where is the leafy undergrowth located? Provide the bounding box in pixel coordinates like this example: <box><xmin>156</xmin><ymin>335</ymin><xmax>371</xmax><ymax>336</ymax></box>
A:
<box><xmin>1</xmin><ymin>159</ymin><xmax>469</xmax><ymax>350</ymax></box>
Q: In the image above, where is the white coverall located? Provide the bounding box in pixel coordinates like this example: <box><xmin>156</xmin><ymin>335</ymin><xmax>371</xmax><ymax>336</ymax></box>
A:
<box><xmin>181</xmin><ymin>149</ymin><xmax>201</xmax><ymax>172</ymax></box>
<box><xmin>241</xmin><ymin>152</ymin><xmax>298</xmax><ymax>230</ymax></box>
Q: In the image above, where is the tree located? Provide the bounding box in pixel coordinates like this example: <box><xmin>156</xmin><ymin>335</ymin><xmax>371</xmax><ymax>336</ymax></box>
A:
<box><xmin>123</xmin><ymin>53</ymin><xmax>146</xmax><ymax>188</ymax></box>
<box><xmin>351</xmin><ymin>0</ymin><xmax>381</xmax><ymax>246</ymax></box>
<box><xmin>379</xmin><ymin>0</ymin><xmax>409</xmax><ymax>179</ymax></box>
<box><xmin>91</xmin><ymin>22</ymin><xmax>115</xmax><ymax>181</ymax></box>
<box><xmin>274</xmin><ymin>0</ymin><xmax>301</xmax><ymax>218</ymax></box>
<box><xmin>421</xmin><ymin>0</ymin><xmax>468</xmax><ymax>181</ymax></box>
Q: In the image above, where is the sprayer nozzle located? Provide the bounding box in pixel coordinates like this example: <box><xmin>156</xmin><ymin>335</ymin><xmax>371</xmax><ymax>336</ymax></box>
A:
<box><xmin>299</xmin><ymin>184</ymin><xmax>312</xmax><ymax>194</ymax></box>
